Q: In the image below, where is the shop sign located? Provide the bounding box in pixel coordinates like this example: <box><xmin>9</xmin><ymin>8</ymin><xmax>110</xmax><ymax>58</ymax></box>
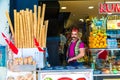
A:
<box><xmin>99</xmin><ymin>2</ymin><xmax>120</xmax><ymax>14</ymax></box>
<box><xmin>107</xmin><ymin>15</ymin><xmax>120</xmax><ymax>29</ymax></box>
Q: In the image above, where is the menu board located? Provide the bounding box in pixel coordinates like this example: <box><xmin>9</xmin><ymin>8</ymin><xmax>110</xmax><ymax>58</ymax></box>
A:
<box><xmin>107</xmin><ymin>15</ymin><xmax>120</xmax><ymax>30</ymax></box>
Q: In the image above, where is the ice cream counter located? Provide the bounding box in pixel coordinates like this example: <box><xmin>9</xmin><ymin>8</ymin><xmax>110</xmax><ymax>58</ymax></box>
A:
<box><xmin>38</xmin><ymin>66</ymin><xmax>120</xmax><ymax>80</ymax></box>
<box><xmin>38</xmin><ymin>66</ymin><xmax>93</xmax><ymax>80</ymax></box>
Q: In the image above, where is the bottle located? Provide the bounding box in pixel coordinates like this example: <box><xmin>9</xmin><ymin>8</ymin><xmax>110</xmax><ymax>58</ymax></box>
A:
<box><xmin>109</xmin><ymin>62</ymin><xmax>112</xmax><ymax>73</ymax></box>
<box><xmin>91</xmin><ymin>56</ymin><xmax>96</xmax><ymax>70</ymax></box>
<box><xmin>91</xmin><ymin>62</ymin><xmax>95</xmax><ymax>70</ymax></box>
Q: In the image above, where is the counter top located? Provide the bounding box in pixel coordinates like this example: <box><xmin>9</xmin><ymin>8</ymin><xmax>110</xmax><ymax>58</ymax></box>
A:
<box><xmin>94</xmin><ymin>73</ymin><xmax>120</xmax><ymax>76</ymax></box>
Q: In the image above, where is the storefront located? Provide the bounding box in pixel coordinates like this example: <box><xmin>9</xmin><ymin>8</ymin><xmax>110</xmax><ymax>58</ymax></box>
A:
<box><xmin>1</xmin><ymin>0</ymin><xmax>120</xmax><ymax>80</ymax></box>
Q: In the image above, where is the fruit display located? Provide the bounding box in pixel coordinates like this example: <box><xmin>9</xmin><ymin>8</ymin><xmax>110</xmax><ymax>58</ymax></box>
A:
<box><xmin>89</xmin><ymin>17</ymin><xmax>107</xmax><ymax>48</ymax></box>
<box><xmin>89</xmin><ymin>30</ymin><xmax>107</xmax><ymax>48</ymax></box>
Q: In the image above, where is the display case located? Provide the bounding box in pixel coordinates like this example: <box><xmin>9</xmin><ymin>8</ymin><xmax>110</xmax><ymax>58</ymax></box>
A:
<box><xmin>88</xmin><ymin>15</ymin><xmax>120</xmax><ymax>80</ymax></box>
<box><xmin>6</xmin><ymin>70</ymin><xmax>36</xmax><ymax>80</ymax></box>
<box><xmin>6</xmin><ymin>48</ymin><xmax>40</xmax><ymax>80</ymax></box>
<box><xmin>90</xmin><ymin>48</ymin><xmax>120</xmax><ymax>80</ymax></box>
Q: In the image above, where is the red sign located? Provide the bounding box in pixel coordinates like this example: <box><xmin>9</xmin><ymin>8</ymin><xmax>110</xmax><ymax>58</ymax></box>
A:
<box><xmin>117</xmin><ymin>22</ymin><xmax>120</xmax><ymax>27</ymax></box>
<box><xmin>99</xmin><ymin>2</ymin><xmax>120</xmax><ymax>14</ymax></box>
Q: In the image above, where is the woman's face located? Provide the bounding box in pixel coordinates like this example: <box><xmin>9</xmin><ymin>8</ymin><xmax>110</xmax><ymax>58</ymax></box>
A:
<box><xmin>71</xmin><ymin>31</ymin><xmax>78</xmax><ymax>40</ymax></box>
